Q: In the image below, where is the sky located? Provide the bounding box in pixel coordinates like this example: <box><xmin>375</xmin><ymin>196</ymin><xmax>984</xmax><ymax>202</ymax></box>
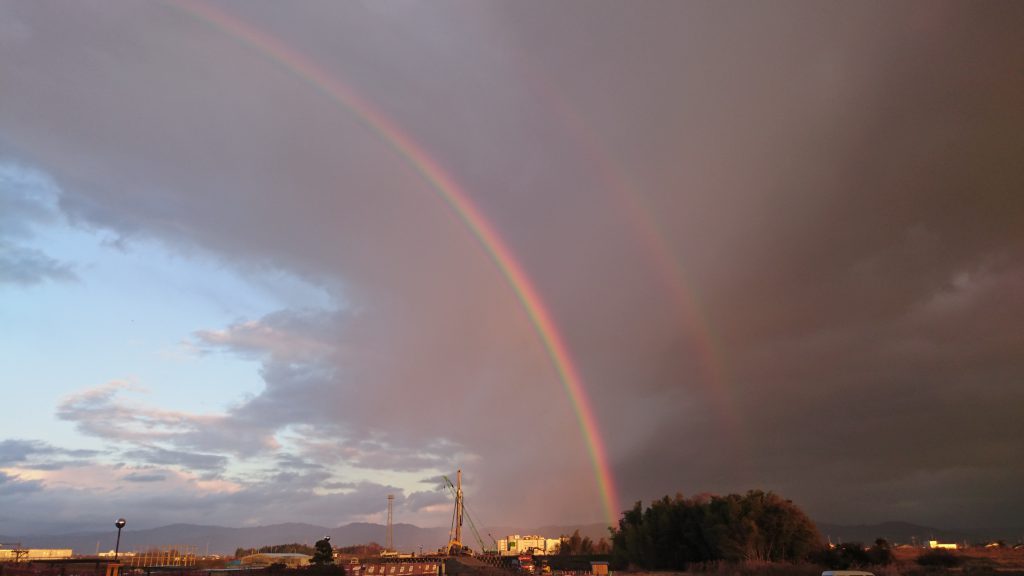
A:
<box><xmin>1</xmin><ymin>0</ymin><xmax>1023</xmax><ymax>537</ymax></box>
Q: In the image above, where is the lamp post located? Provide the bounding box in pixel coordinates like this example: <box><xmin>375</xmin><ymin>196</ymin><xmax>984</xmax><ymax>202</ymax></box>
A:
<box><xmin>114</xmin><ymin>518</ymin><xmax>126</xmax><ymax>560</ymax></box>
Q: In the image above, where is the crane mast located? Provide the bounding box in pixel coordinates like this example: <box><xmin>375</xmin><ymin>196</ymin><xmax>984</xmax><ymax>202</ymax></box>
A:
<box><xmin>455</xmin><ymin>469</ymin><xmax>463</xmax><ymax>548</ymax></box>
<box><xmin>442</xmin><ymin>469</ymin><xmax>478</xmax><ymax>555</ymax></box>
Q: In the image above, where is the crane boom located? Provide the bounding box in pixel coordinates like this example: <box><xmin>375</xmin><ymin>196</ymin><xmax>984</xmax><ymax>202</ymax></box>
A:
<box><xmin>441</xmin><ymin>470</ymin><xmax>467</xmax><ymax>555</ymax></box>
<box><xmin>442</xmin><ymin>473</ymin><xmax>490</xmax><ymax>554</ymax></box>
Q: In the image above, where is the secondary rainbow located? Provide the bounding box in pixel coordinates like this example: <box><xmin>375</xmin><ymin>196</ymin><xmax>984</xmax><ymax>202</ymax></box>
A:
<box><xmin>521</xmin><ymin>68</ymin><xmax>745</xmax><ymax>449</ymax></box>
<box><xmin>171</xmin><ymin>0</ymin><xmax>621</xmax><ymax>525</ymax></box>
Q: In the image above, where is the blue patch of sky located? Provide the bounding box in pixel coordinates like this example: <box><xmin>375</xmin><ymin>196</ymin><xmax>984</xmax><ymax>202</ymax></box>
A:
<box><xmin>0</xmin><ymin>161</ymin><xmax>337</xmax><ymax>450</ymax></box>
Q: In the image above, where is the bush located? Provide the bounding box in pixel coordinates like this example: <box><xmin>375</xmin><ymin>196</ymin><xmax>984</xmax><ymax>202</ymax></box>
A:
<box><xmin>809</xmin><ymin>543</ymin><xmax>872</xmax><ymax>569</ymax></box>
<box><xmin>917</xmin><ymin>549</ymin><xmax>962</xmax><ymax>568</ymax></box>
<box><xmin>868</xmin><ymin>539</ymin><xmax>894</xmax><ymax>566</ymax></box>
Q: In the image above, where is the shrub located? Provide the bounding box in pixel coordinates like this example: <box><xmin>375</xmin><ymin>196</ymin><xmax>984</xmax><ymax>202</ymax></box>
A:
<box><xmin>917</xmin><ymin>549</ymin><xmax>962</xmax><ymax>568</ymax></box>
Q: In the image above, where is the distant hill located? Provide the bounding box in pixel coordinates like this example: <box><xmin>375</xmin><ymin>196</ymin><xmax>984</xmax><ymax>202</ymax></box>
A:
<box><xmin>2</xmin><ymin>521</ymin><xmax>611</xmax><ymax>556</ymax></box>
<box><xmin>5</xmin><ymin>522</ymin><xmax>449</xmax><ymax>556</ymax></box>
<box><xmin>7</xmin><ymin>520</ymin><xmax>1022</xmax><ymax>556</ymax></box>
<box><xmin>813</xmin><ymin>521</ymin><xmax>1024</xmax><ymax>545</ymax></box>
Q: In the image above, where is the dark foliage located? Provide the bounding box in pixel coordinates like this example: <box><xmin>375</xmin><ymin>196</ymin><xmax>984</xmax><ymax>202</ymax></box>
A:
<box><xmin>335</xmin><ymin>543</ymin><xmax>384</xmax><ymax>556</ymax></box>
<box><xmin>306</xmin><ymin>565</ymin><xmax>345</xmax><ymax>576</ymax></box>
<box><xmin>311</xmin><ymin>538</ymin><xmax>334</xmax><ymax>565</ymax></box>
<box><xmin>869</xmin><ymin>538</ymin><xmax>894</xmax><ymax>565</ymax></box>
<box><xmin>808</xmin><ymin>539</ymin><xmax>893</xmax><ymax>569</ymax></box>
<box><xmin>917</xmin><ymin>549</ymin><xmax>962</xmax><ymax>568</ymax></box>
<box><xmin>557</xmin><ymin>530</ymin><xmax>610</xmax><ymax>555</ymax></box>
<box><xmin>235</xmin><ymin>543</ymin><xmax>318</xmax><ymax>558</ymax></box>
<box><xmin>544</xmin><ymin>555</ymin><xmax>612</xmax><ymax>572</ymax></box>
<box><xmin>610</xmin><ymin>491</ymin><xmax>822</xmax><ymax>570</ymax></box>
<box><xmin>810</xmin><ymin>543</ymin><xmax>868</xmax><ymax>569</ymax></box>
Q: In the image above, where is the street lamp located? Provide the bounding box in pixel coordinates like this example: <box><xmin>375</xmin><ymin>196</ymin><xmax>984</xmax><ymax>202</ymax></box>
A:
<box><xmin>114</xmin><ymin>518</ymin><xmax>126</xmax><ymax>560</ymax></box>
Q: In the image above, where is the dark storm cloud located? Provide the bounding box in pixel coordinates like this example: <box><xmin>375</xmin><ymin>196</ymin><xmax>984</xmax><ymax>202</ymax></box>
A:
<box><xmin>2</xmin><ymin>0</ymin><xmax>1023</xmax><ymax>531</ymax></box>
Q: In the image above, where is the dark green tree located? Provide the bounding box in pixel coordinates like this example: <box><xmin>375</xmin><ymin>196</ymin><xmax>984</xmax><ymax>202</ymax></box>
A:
<box><xmin>610</xmin><ymin>491</ymin><xmax>822</xmax><ymax>570</ymax></box>
<box><xmin>558</xmin><ymin>530</ymin><xmax>584</xmax><ymax>555</ymax></box>
<box><xmin>311</xmin><ymin>537</ymin><xmax>335</xmax><ymax>565</ymax></box>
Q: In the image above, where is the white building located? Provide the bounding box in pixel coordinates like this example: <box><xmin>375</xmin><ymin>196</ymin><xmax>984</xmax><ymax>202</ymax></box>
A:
<box><xmin>496</xmin><ymin>535</ymin><xmax>562</xmax><ymax>556</ymax></box>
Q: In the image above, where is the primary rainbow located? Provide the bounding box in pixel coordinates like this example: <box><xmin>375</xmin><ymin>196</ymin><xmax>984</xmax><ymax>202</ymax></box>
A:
<box><xmin>172</xmin><ymin>0</ymin><xmax>621</xmax><ymax>525</ymax></box>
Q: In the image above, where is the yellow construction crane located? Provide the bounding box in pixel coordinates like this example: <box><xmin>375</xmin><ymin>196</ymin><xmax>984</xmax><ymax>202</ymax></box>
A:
<box><xmin>440</xmin><ymin>470</ymin><xmax>468</xmax><ymax>555</ymax></box>
<box><xmin>439</xmin><ymin>470</ymin><xmax>493</xmax><ymax>556</ymax></box>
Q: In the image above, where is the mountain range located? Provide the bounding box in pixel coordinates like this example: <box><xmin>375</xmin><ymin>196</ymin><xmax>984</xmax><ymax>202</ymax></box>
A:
<box><xmin>2</xmin><ymin>521</ymin><xmax>1021</xmax><ymax>556</ymax></box>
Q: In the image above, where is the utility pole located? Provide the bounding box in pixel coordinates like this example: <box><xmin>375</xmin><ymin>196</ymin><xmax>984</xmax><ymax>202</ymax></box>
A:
<box><xmin>386</xmin><ymin>494</ymin><xmax>395</xmax><ymax>552</ymax></box>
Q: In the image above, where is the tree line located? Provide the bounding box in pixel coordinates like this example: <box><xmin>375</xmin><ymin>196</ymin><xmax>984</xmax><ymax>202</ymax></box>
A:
<box><xmin>610</xmin><ymin>491</ymin><xmax>821</xmax><ymax>569</ymax></box>
<box><xmin>557</xmin><ymin>529</ymin><xmax>611</xmax><ymax>555</ymax></box>
<box><xmin>234</xmin><ymin>543</ymin><xmax>316</xmax><ymax>558</ymax></box>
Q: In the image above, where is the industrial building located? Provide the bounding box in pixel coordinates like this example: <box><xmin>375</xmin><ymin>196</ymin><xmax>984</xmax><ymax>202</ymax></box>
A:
<box><xmin>496</xmin><ymin>535</ymin><xmax>562</xmax><ymax>556</ymax></box>
<box><xmin>0</xmin><ymin>549</ymin><xmax>73</xmax><ymax>561</ymax></box>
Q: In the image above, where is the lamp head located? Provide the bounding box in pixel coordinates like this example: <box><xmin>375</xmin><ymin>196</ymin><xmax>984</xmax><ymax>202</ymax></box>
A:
<box><xmin>115</xmin><ymin>518</ymin><xmax>126</xmax><ymax>529</ymax></box>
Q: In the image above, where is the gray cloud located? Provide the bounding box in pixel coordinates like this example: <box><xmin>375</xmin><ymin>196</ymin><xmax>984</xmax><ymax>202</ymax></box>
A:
<box><xmin>0</xmin><ymin>466</ymin><xmax>403</xmax><ymax>534</ymax></box>
<box><xmin>0</xmin><ymin>242</ymin><xmax>75</xmax><ymax>285</ymax></box>
<box><xmin>122</xmin><ymin>471</ymin><xmax>168</xmax><ymax>483</ymax></box>
<box><xmin>404</xmin><ymin>490</ymin><xmax>449</xmax><ymax>513</ymax></box>
<box><xmin>0</xmin><ymin>471</ymin><xmax>44</xmax><ymax>496</ymax></box>
<box><xmin>122</xmin><ymin>446</ymin><xmax>229</xmax><ymax>473</ymax></box>
<box><xmin>1</xmin><ymin>0</ymin><xmax>1022</xmax><ymax>531</ymax></box>
<box><xmin>0</xmin><ymin>439</ymin><xmax>100</xmax><ymax>470</ymax></box>
<box><xmin>193</xmin><ymin>309</ymin><xmax>344</xmax><ymax>364</ymax></box>
<box><xmin>0</xmin><ymin>163</ymin><xmax>76</xmax><ymax>284</ymax></box>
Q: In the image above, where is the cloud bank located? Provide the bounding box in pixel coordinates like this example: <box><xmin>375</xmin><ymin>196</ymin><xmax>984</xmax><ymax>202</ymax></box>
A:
<box><xmin>0</xmin><ymin>0</ymin><xmax>1022</xmax><ymax>533</ymax></box>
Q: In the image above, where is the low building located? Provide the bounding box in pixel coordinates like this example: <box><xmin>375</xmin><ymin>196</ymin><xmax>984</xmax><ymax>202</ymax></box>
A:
<box><xmin>0</xmin><ymin>549</ymin><xmax>73</xmax><ymax>561</ymax></box>
<box><xmin>496</xmin><ymin>535</ymin><xmax>561</xmax><ymax>556</ymax></box>
<box><xmin>928</xmin><ymin>541</ymin><xmax>957</xmax><ymax>550</ymax></box>
<box><xmin>98</xmin><ymin>551</ymin><xmax>137</xmax><ymax>558</ymax></box>
<box><xmin>239</xmin><ymin>553</ymin><xmax>312</xmax><ymax>568</ymax></box>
